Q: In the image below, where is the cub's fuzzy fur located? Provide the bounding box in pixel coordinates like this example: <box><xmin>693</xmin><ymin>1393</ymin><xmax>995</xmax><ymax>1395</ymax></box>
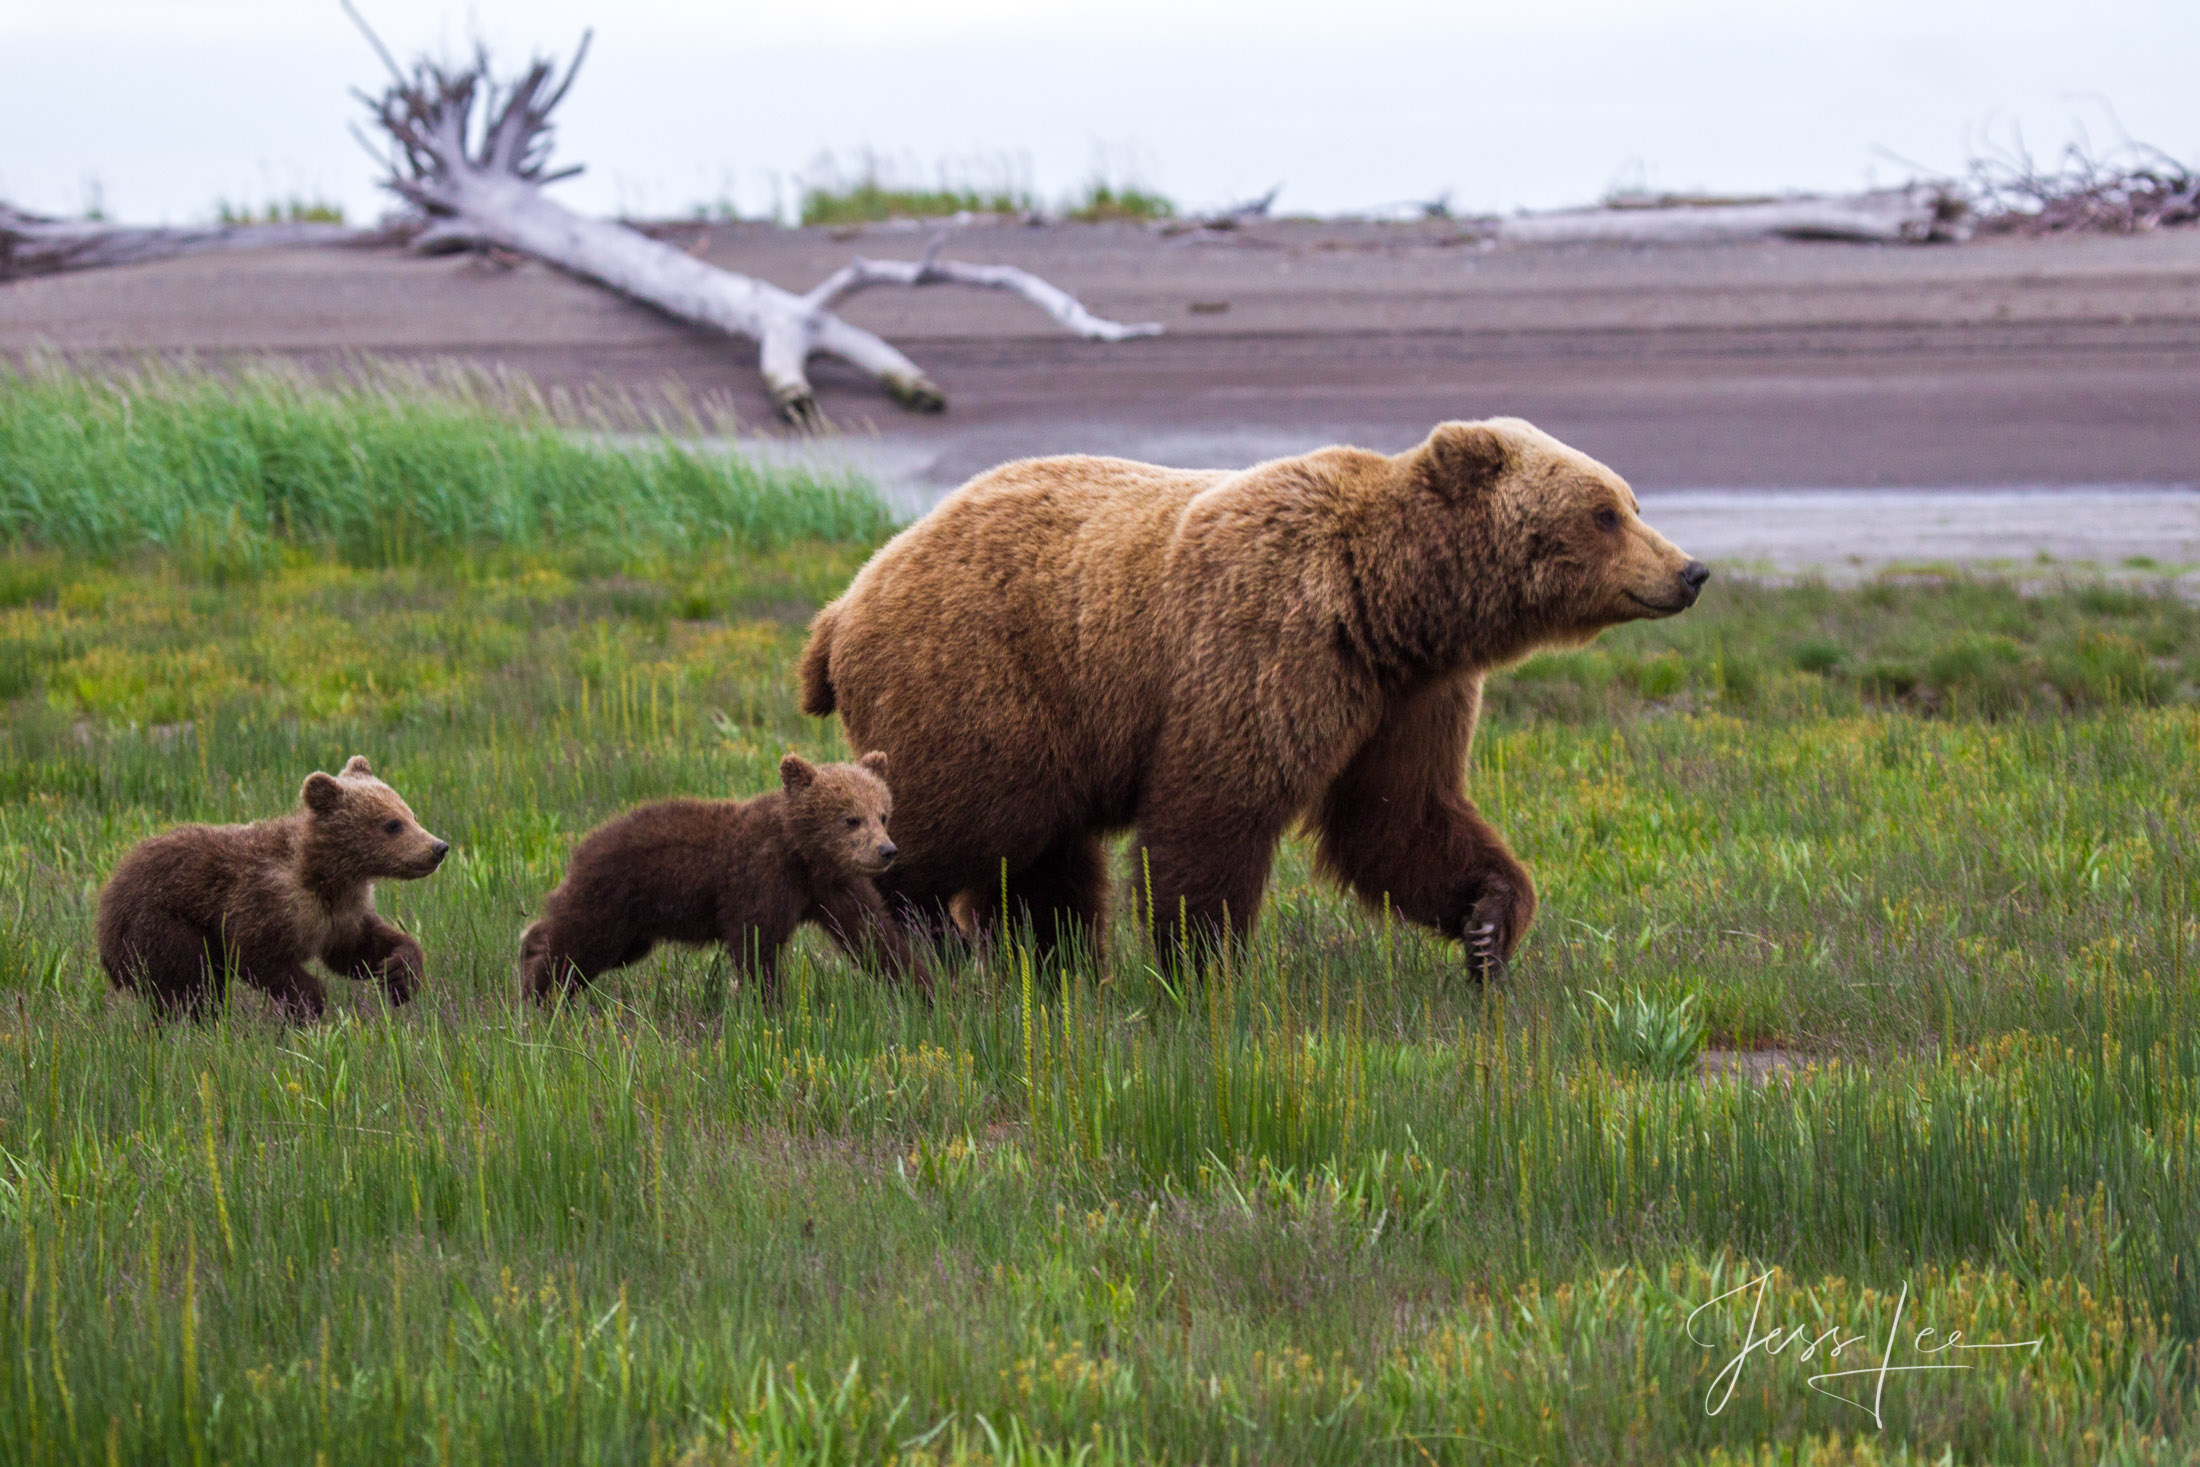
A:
<box><xmin>799</xmin><ymin>418</ymin><xmax>1708</xmax><ymax>974</ymax></box>
<box><xmin>518</xmin><ymin>752</ymin><xmax>922</xmax><ymax>1002</ymax></box>
<box><xmin>98</xmin><ymin>756</ymin><xmax>448</xmax><ymax>1020</ymax></box>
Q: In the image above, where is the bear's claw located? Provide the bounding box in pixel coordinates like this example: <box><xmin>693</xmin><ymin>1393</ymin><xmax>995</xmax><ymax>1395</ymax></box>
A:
<box><xmin>1469</xmin><ymin>922</ymin><xmax>1502</xmax><ymax>980</ymax></box>
<box><xmin>1464</xmin><ymin>874</ymin><xmax>1523</xmax><ymax>981</ymax></box>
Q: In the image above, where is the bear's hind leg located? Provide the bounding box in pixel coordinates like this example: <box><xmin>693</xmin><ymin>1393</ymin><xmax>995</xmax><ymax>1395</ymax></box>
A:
<box><xmin>1133</xmin><ymin>811</ymin><xmax>1283</xmax><ymax>973</ymax></box>
<box><xmin>519</xmin><ymin>916</ymin><xmax>626</xmax><ymax>1003</ymax></box>
<box><xmin>102</xmin><ymin>913</ymin><xmax>223</xmax><ymax>1022</ymax></box>
<box><xmin>960</xmin><ymin>832</ymin><xmax>1110</xmax><ymax>968</ymax></box>
<box><xmin>517</xmin><ymin>921</ymin><xmax>557</xmax><ymax>1000</ymax></box>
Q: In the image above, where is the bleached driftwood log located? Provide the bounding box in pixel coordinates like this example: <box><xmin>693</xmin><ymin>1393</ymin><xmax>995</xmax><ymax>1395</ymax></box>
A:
<box><xmin>1486</xmin><ymin>187</ymin><xmax>1970</xmax><ymax>246</ymax></box>
<box><xmin>349</xmin><ymin>14</ymin><xmax>1159</xmax><ymax>425</ymax></box>
<box><xmin>0</xmin><ymin>204</ymin><xmax>359</xmax><ymax>282</ymax></box>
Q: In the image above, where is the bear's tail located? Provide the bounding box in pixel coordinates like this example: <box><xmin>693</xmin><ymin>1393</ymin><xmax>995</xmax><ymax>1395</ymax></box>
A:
<box><xmin>798</xmin><ymin>602</ymin><xmax>840</xmax><ymax>716</ymax></box>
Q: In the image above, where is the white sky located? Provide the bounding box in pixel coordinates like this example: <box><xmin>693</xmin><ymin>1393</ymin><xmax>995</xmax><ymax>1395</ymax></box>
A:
<box><xmin>1</xmin><ymin>1</ymin><xmax>2193</xmax><ymax>223</ymax></box>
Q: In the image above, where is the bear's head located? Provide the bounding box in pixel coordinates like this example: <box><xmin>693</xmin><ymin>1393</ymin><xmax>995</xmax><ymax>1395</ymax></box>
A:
<box><xmin>1405</xmin><ymin>417</ymin><xmax>1707</xmax><ymax>659</ymax></box>
<box><xmin>301</xmin><ymin>755</ymin><xmax>451</xmax><ymax>882</ymax></box>
<box><xmin>780</xmin><ymin>751</ymin><xmax>898</xmax><ymax>879</ymax></box>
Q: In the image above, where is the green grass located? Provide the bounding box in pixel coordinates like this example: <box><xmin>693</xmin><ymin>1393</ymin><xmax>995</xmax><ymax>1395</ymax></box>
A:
<box><xmin>213</xmin><ymin>199</ymin><xmax>347</xmax><ymax>226</ymax></box>
<box><xmin>801</xmin><ymin>180</ymin><xmax>1036</xmax><ymax>227</ymax></box>
<box><xmin>0</xmin><ymin>371</ymin><xmax>2196</xmax><ymax>1461</ymax></box>
<box><xmin>0</xmin><ymin>360</ymin><xmax>892</xmax><ymax>572</ymax></box>
<box><xmin>797</xmin><ymin>155</ymin><xmax>1035</xmax><ymax>227</ymax></box>
<box><xmin>1063</xmin><ymin>181</ymin><xmax>1175</xmax><ymax>224</ymax></box>
<box><xmin>794</xmin><ymin>155</ymin><xmax>1175</xmax><ymax>226</ymax></box>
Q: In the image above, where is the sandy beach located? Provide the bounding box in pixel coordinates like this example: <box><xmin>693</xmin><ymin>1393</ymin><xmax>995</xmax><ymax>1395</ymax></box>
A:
<box><xmin>5</xmin><ymin>217</ymin><xmax>2196</xmax><ymax>563</ymax></box>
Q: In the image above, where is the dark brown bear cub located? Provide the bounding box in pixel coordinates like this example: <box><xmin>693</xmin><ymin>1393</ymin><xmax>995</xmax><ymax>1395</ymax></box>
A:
<box><xmin>98</xmin><ymin>756</ymin><xmax>448</xmax><ymax>1020</ymax></box>
<box><xmin>518</xmin><ymin>752</ymin><xmax>920</xmax><ymax>1002</ymax></box>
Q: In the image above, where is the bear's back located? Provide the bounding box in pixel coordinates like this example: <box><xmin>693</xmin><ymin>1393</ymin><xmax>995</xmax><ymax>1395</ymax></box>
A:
<box><xmin>555</xmin><ymin>796</ymin><xmax>789</xmax><ymax>937</ymax></box>
<box><xmin>106</xmin><ymin>818</ymin><xmax>292</xmax><ymax>903</ymax></box>
<box><xmin>99</xmin><ymin>817</ymin><xmax>304</xmax><ymax>948</ymax></box>
<box><xmin>835</xmin><ymin>456</ymin><xmax>1232</xmax><ymax>704</ymax></box>
<box><xmin>870</xmin><ymin>456</ymin><xmax>1222</xmax><ymax>605</ymax></box>
<box><xmin>569</xmin><ymin>797</ymin><xmax>755</xmax><ymax>871</ymax></box>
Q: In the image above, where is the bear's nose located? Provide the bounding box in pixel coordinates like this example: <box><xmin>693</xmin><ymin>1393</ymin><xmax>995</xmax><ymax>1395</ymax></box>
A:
<box><xmin>429</xmin><ymin>840</ymin><xmax>451</xmax><ymax>863</ymax></box>
<box><xmin>1679</xmin><ymin>560</ymin><xmax>1710</xmax><ymax>598</ymax></box>
<box><xmin>877</xmin><ymin>842</ymin><xmax>898</xmax><ymax>865</ymax></box>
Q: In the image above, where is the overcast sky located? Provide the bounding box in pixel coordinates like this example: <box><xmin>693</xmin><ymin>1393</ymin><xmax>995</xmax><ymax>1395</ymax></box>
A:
<box><xmin>2</xmin><ymin>1</ymin><xmax>2193</xmax><ymax>224</ymax></box>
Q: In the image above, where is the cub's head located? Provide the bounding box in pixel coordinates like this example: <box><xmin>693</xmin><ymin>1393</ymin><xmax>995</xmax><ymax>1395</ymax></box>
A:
<box><xmin>1409</xmin><ymin>417</ymin><xmax>1707</xmax><ymax>653</ymax></box>
<box><xmin>301</xmin><ymin>755</ymin><xmax>451</xmax><ymax>881</ymax></box>
<box><xmin>780</xmin><ymin>751</ymin><xmax>897</xmax><ymax>879</ymax></box>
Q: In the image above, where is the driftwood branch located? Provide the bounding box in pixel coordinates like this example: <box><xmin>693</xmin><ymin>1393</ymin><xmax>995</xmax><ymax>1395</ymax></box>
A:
<box><xmin>803</xmin><ymin>237</ymin><xmax>1160</xmax><ymax>342</ymax></box>
<box><xmin>349</xmin><ymin>14</ymin><xmax>1159</xmax><ymax>425</ymax></box>
<box><xmin>0</xmin><ymin>204</ymin><xmax>359</xmax><ymax>282</ymax></box>
<box><xmin>1485</xmin><ymin>187</ymin><xmax>1970</xmax><ymax>246</ymax></box>
<box><xmin>1966</xmin><ymin>129</ymin><xmax>2200</xmax><ymax>235</ymax></box>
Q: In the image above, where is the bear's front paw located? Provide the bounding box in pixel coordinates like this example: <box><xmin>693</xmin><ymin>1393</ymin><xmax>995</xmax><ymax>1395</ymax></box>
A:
<box><xmin>1465</xmin><ymin>876</ymin><xmax>1528</xmax><ymax>981</ymax></box>
<box><xmin>376</xmin><ymin>953</ymin><xmax>421</xmax><ymax>1007</ymax></box>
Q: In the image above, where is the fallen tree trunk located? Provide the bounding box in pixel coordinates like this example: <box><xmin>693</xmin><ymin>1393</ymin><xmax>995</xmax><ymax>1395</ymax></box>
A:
<box><xmin>1</xmin><ymin>205</ymin><xmax>359</xmax><ymax>282</ymax></box>
<box><xmin>1485</xmin><ymin>187</ymin><xmax>1970</xmax><ymax>245</ymax></box>
<box><xmin>349</xmin><ymin>13</ymin><xmax>1158</xmax><ymax>425</ymax></box>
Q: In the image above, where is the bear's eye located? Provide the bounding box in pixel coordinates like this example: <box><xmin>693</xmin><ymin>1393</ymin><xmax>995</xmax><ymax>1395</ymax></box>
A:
<box><xmin>383</xmin><ymin>819</ymin><xmax>403</xmax><ymax>835</ymax></box>
<box><xmin>844</xmin><ymin>815</ymin><xmax>861</xmax><ymax>828</ymax></box>
<box><xmin>1594</xmin><ymin>506</ymin><xmax>1620</xmax><ymax>532</ymax></box>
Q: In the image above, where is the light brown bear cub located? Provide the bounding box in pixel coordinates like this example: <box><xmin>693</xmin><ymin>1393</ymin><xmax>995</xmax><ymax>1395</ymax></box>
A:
<box><xmin>98</xmin><ymin>756</ymin><xmax>448</xmax><ymax>1020</ymax></box>
<box><xmin>518</xmin><ymin>752</ymin><xmax>921</xmax><ymax>1003</ymax></box>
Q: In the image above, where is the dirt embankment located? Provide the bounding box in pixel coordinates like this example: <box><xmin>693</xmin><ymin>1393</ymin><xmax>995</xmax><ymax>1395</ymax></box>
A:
<box><xmin>3</xmin><ymin>218</ymin><xmax>2196</xmax><ymax>563</ymax></box>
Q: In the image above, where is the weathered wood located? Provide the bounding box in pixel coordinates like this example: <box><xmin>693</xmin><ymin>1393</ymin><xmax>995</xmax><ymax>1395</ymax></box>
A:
<box><xmin>350</xmin><ymin>12</ymin><xmax>1158</xmax><ymax>425</ymax></box>
<box><xmin>804</xmin><ymin>241</ymin><xmax>1162</xmax><ymax>343</ymax></box>
<box><xmin>0</xmin><ymin>205</ymin><xmax>359</xmax><ymax>282</ymax></box>
<box><xmin>1487</xmin><ymin>188</ymin><xmax>1970</xmax><ymax>246</ymax></box>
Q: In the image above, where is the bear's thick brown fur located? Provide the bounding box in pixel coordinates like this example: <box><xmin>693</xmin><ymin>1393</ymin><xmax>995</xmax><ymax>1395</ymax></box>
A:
<box><xmin>799</xmin><ymin>418</ymin><xmax>1706</xmax><ymax>971</ymax></box>
<box><xmin>98</xmin><ymin>756</ymin><xmax>448</xmax><ymax>1020</ymax></box>
<box><xmin>517</xmin><ymin>752</ymin><xmax>921</xmax><ymax>1002</ymax></box>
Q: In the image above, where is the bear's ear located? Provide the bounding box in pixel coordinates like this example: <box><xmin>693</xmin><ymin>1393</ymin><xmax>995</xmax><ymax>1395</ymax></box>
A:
<box><xmin>303</xmin><ymin>771</ymin><xmax>346</xmax><ymax>815</ymax></box>
<box><xmin>1417</xmin><ymin>421</ymin><xmax>1511</xmax><ymax>504</ymax></box>
<box><xmin>341</xmin><ymin>754</ymin><xmax>373</xmax><ymax>777</ymax></box>
<box><xmin>858</xmin><ymin>750</ymin><xmax>889</xmax><ymax>779</ymax></box>
<box><xmin>779</xmin><ymin>753</ymin><xmax>817</xmax><ymax>791</ymax></box>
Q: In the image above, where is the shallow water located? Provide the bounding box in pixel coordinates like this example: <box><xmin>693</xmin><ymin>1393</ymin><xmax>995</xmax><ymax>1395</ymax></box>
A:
<box><xmin>1638</xmin><ymin>485</ymin><xmax>2200</xmax><ymax>573</ymax></box>
<box><xmin>739</xmin><ymin>428</ymin><xmax>2200</xmax><ymax>573</ymax></box>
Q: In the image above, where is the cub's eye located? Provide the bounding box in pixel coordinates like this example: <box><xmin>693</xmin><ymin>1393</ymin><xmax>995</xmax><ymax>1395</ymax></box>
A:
<box><xmin>844</xmin><ymin>815</ymin><xmax>861</xmax><ymax>828</ymax></box>
<box><xmin>383</xmin><ymin>819</ymin><xmax>403</xmax><ymax>835</ymax></box>
<box><xmin>1594</xmin><ymin>506</ymin><xmax>1620</xmax><ymax>532</ymax></box>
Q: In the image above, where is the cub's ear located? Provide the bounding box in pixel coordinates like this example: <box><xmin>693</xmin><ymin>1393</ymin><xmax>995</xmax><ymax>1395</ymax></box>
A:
<box><xmin>341</xmin><ymin>754</ymin><xmax>373</xmax><ymax>777</ymax></box>
<box><xmin>858</xmin><ymin>750</ymin><xmax>889</xmax><ymax>778</ymax></box>
<box><xmin>779</xmin><ymin>753</ymin><xmax>817</xmax><ymax>791</ymax></box>
<box><xmin>1416</xmin><ymin>421</ymin><xmax>1511</xmax><ymax>503</ymax></box>
<box><xmin>303</xmin><ymin>772</ymin><xmax>346</xmax><ymax>815</ymax></box>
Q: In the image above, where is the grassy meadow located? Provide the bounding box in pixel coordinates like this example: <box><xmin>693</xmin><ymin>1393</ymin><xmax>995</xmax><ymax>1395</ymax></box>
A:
<box><xmin>0</xmin><ymin>364</ymin><xmax>2197</xmax><ymax>1463</ymax></box>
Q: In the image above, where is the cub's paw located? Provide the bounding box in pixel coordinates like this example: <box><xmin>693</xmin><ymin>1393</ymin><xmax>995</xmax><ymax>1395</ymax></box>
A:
<box><xmin>376</xmin><ymin>953</ymin><xmax>422</xmax><ymax>1007</ymax></box>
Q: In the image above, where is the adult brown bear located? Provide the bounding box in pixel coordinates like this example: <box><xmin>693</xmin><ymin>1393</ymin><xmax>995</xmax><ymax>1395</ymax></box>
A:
<box><xmin>799</xmin><ymin>418</ymin><xmax>1706</xmax><ymax>972</ymax></box>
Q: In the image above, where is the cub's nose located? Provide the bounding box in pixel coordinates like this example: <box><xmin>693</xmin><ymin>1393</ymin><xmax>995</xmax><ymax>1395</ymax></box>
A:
<box><xmin>1679</xmin><ymin>560</ymin><xmax>1711</xmax><ymax>601</ymax></box>
<box><xmin>876</xmin><ymin>842</ymin><xmax>898</xmax><ymax>865</ymax></box>
<box><xmin>428</xmin><ymin>840</ymin><xmax>451</xmax><ymax>865</ymax></box>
